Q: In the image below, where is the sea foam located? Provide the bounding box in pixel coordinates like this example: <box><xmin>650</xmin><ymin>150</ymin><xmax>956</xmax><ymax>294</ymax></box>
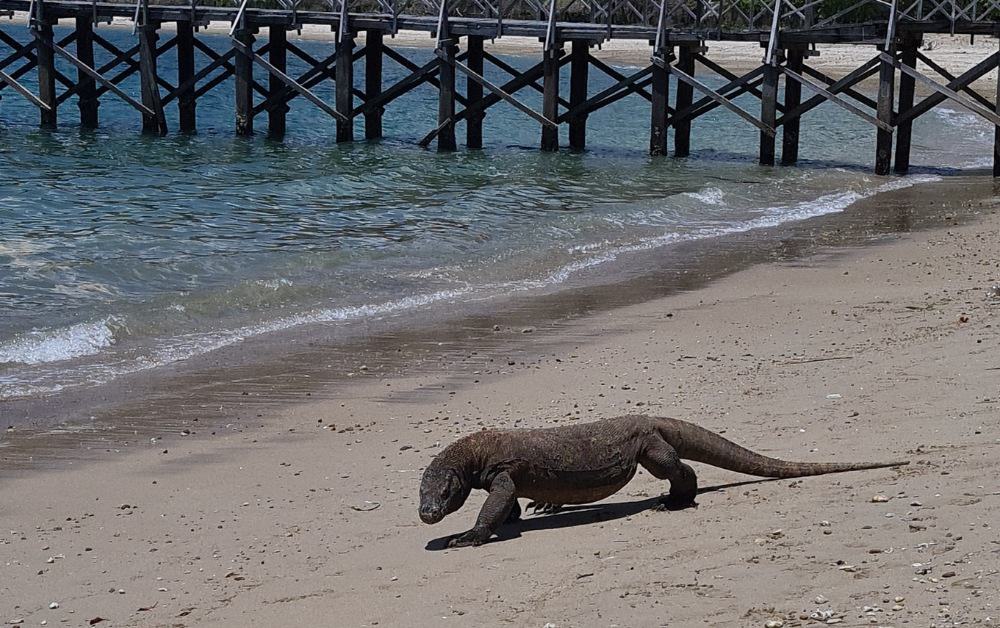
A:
<box><xmin>0</xmin><ymin>318</ymin><xmax>120</xmax><ymax>366</ymax></box>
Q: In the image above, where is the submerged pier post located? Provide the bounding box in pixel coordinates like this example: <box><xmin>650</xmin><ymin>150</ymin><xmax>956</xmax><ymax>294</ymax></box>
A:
<box><xmin>875</xmin><ymin>46</ymin><xmax>895</xmax><ymax>175</ymax></box>
<box><xmin>364</xmin><ymin>29</ymin><xmax>383</xmax><ymax>141</ymax></box>
<box><xmin>649</xmin><ymin>45</ymin><xmax>670</xmax><ymax>156</ymax></box>
<box><xmin>465</xmin><ymin>35</ymin><xmax>484</xmax><ymax>149</ymax></box>
<box><xmin>759</xmin><ymin>61</ymin><xmax>779</xmax><ymax>166</ymax></box>
<box><xmin>75</xmin><ymin>16</ymin><xmax>99</xmax><ymax>128</ymax></box>
<box><xmin>234</xmin><ymin>27</ymin><xmax>255</xmax><ymax>136</ymax></box>
<box><xmin>893</xmin><ymin>37</ymin><xmax>918</xmax><ymax>173</ymax></box>
<box><xmin>541</xmin><ymin>42</ymin><xmax>561</xmax><ymax>152</ymax></box>
<box><xmin>268</xmin><ymin>26</ymin><xmax>288</xmax><ymax>139</ymax></box>
<box><xmin>138</xmin><ymin>21</ymin><xmax>167</xmax><ymax>135</ymax></box>
<box><xmin>35</xmin><ymin>17</ymin><xmax>57</xmax><ymax>128</ymax></box>
<box><xmin>336</xmin><ymin>30</ymin><xmax>355</xmax><ymax>143</ymax></box>
<box><xmin>176</xmin><ymin>20</ymin><xmax>196</xmax><ymax>133</ymax></box>
<box><xmin>436</xmin><ymin>37</ymin><xmax>457</xmax><ymax>152</ymax></box>
<box><xmin>781</xmin><ymin>47</ymin><xmax>804</xmax><ymax>165</ymax></box>
<box><xmin>673</xmin><ymin>44</ymin><xmax>695</xmax><ymax>157</ymax></box>
<box><xmin>568</xmin><ymin>39</ymin><xmax>589</xmax><ymax>152</ymax></box>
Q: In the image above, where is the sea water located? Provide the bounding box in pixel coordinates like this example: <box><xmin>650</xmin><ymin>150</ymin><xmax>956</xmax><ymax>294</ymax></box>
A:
<box><xmin>0</xmin><ymin>22</ymin><xmax>993</xmax><ymax>401</ymax></box>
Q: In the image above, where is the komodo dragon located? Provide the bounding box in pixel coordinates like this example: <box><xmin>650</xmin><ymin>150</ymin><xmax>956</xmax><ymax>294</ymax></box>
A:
<box><xmin>418</xmin><ymin>414</ymin><xmax>907</xmax><ymax>547</ymax></box>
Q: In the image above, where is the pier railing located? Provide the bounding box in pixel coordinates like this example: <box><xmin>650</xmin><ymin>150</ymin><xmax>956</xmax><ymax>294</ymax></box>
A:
<box><xmin>126</xmin><ymin>0</ymin><xmax>1000</xmax><ymax>33</ymax></box>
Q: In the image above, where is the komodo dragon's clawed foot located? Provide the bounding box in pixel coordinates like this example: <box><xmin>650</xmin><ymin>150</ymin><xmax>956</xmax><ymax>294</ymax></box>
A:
<box><xmin>446</xmin><ymin>529</ymin><xmax>490</xmax><ymax>548</ymax></box>
<box><xmin>652</xmin><ymin>494</ymin><xmax>698</xmax><ymax>511</ymax></box>
<box><xmin>526</xmin><ymin>502</ymin><xmax>564</xmax><ymax>515</ymax></box>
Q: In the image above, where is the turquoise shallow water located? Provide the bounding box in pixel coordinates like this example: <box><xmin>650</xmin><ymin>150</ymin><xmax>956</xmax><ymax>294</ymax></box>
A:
<box><xmin>0</xmin><ymin>22</ymin><xmax>994</xmax><ymax>400</ymax></box>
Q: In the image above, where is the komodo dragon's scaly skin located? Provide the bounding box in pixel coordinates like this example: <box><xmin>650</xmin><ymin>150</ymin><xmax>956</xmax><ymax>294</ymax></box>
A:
<box><xmin>418</xmin><ymin>415</ymin><xmax>907</xmax><ymax>547</ymax></box>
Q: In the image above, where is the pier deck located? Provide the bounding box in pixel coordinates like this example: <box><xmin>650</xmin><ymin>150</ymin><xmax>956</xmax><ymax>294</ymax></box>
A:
<box><xmin>1</xmin><ymin>0</ymin><xmax>998</xmax><ymax>174</ymax></box>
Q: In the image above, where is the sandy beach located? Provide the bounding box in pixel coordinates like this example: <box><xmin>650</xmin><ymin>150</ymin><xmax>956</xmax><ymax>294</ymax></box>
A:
<box><xmin>2</xmin><ymin>176</ymin><xmax>998</xmax><ymax>626</ymax></box>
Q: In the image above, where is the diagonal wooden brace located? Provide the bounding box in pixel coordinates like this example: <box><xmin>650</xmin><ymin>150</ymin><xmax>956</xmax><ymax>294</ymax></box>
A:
<box><xmin>782</xmin><ymin>65</ymin><xmax>891</xmax><ymax>132</ymax></box>
<box><xmin>557</xmin><ymin>65</ymin><xmax>652</xmax><ymax>123</ymax></box>
<box><xmin>232</xmin><ymin>37</ymin><xmax>349</xmax><ymax>124</ymax></box>
<box><xmin>0</xmin><ymin>67</ymin><xmax>50</xmax><ymax>109</ymax></box>
<box><xmin>435</xmin><ymin>47</ymin><xmax>557</xmax><ymax>129</ymax></box>
<box><xmin>657</xmin><ymin>57</ymin><xmax>775</xmax><ymax>136</ymax></box>
<box><xmin>881</xmin><ymin>52</ymin><xmax>1000</xmax><ymax>127</ymax></box>
<box><xmin>41</xmin><ymin>37</ymin><xmax>155</xmax><ymax>117</ymax></box>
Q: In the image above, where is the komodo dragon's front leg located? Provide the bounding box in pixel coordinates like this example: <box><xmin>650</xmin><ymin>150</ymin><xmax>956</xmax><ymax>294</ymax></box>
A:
<box><xmin>447</xmin><ymin>471</ymin><xmax>517</xmax><ymax>548</ymax></box>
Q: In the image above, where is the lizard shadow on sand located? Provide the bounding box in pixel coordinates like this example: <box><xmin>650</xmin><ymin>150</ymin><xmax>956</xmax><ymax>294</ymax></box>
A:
<box><xmin>425</xmin><ymin>477</ymin><xmax>782</xmax><ymax>550</ymax></box>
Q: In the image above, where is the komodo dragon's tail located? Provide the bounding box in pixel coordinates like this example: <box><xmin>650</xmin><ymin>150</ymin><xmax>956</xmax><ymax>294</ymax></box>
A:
<box><xmin>654</xmin><ymin>417</ymin><xmax>908</xmax><ymax>478</ymax></box>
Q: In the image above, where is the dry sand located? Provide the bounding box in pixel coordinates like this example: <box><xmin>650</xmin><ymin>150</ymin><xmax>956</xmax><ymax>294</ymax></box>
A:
<box><xmin>2</xmin><ymin>186</ymin><xmax>999</xmax><ymax>626</ymax></box>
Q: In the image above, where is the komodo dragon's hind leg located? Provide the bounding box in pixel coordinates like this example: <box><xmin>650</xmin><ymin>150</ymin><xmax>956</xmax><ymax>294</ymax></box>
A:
<box><xmin>639</xmin><ymin>437</ymin><xmax>698</xmax><ymax>510</ymax></box>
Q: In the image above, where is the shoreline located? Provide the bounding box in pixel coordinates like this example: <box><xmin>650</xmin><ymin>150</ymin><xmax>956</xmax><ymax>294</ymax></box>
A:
<box><xmin>1</xmin><ymin>171</ymin><xmax>998</xmax><ymax>625</ymax></box>
<box><xmin>4</xmin><ymin>12</ymin><xmax>997</xmax><ymax>89</ymax></box>
<box><xmin>1</xmin><ymin>171</ymin><xmax>994</xmax><ymax>459</ymax></box>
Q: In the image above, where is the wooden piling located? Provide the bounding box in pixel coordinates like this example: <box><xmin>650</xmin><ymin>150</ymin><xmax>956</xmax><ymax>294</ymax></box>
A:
<box><xmin>335</xmin><ymin>32</ymin><xmax>355</xmax><ymax>143</ymax></box>
<box><xmin>234</xmin><ymin>28</ymin><xmax>255</xmax><ymax>136</ymax></box>
<box><xmin>267</xmin><ymin>26</ymin><xmax>288</xmax><ymax>139</ymax></box>
<box><xmin>364</xmin><ymin>29</ymin><xmax>383</xmax><ymax>141</ymax></box>
<box><xmin>176</xmin><ymin>20</ymin><xmax>196</xmax><ymax>133</ymax></box>
<box><xmin>35</xmin><ymin>18</ymin><xmax>57</xmax><ymax>129</ymax></box>
<box><xmin>674</xmin><ymin>45</ymin><xmax>695</xmax><ymax>157</ymax></box>
<box><xmin>138</xmin><ymin>22</ymin><xmax>167</xmax><ymax>135</ymax></box>
<box><xmin>893</xmin><ymin>38</ymin><xmax>918</xmax><ymax>174</ymax></box>
<box><xmin>875</xmin><ymin>47</ymin><xmax>895</xmax><ymax>175</ymax></box>
<box><xmin>649</xmin><ymin>53</ymin><xmax>669</xmax><ymax>156</ymax></box>
<box><xmin>781</xmin><ymin>48</ymin><xmax>804</xmax><ymax>165</ymax></box>
<box><xmin>541</xmin><ymin>43</ymin><xmax>560</xmax><ymax>152</ymax></box>
<box><xmin>995</xmin><ymin>56</ymin><xmax>1000</xmax><ymax>178</ymax></box>
<box><xmin>568</xmin><ymin>39</ymin><xmax>589</xmax><ymax>152</ymax></box>
<box><xmin>465</xmin><ymin>35</ymin><xmax>484</xmax><ymax>149</ymax></box>
<box><xmin>436</xmin><ymin>39</ymin><xmax>457</xmax><ymax>152</ymax></box>
<box><xmin>759</xmin><ymin>62</ymin><xmax>778</xmax><ymax>166</ymax></box>
<box><xmin>75</xmin><ymin>16</ymin><xmax>98</xmax><ymax>128</ymax></box>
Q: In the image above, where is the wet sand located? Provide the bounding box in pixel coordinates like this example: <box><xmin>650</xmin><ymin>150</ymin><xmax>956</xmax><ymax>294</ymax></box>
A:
<box><xmin>2</xmin><ymin>176</ymin><xmax>999</xmax><ymax>626</ymax></box>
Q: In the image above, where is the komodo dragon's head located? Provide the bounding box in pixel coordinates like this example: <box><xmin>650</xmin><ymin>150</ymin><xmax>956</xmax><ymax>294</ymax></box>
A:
<box><xmin>418</xmin><ymin>458</ymin><xmax>471</xmax><ymax>524</ymax></box>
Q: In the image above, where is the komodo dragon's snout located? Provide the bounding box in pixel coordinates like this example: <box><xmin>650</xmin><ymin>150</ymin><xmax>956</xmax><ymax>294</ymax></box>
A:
<box><xmin>418</xmin><ymin>415</ymin><xmax>908</xmax><ymax>548</ymax></box>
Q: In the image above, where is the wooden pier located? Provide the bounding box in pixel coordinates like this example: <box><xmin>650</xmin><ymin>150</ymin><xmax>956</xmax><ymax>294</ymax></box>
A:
<box><xmin>1</xmin><ymin>0</ymin><xmax>999</xmax><ymax>174</ymax></box>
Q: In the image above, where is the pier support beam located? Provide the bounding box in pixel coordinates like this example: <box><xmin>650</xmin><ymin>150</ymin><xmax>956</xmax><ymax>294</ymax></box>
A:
<box><xmin>893</xmin><ymin>38</ymin><xmax>918</xmax><ymax>173</ymax></box>
<box><xmin>875</xmin><ymin>47</ymin><xmax>895</xmax><ymax>175</ymax></box>
<box><xmin>994</xmin><ymin>49</ymin><xmax>999</xmax><ymax>177</ymax></box>
<box><xmin>364</xmin><ymin>29</ymin><xmax>383</xmax><ymax>141</ymax></box>
<box><xmin>176</xmin><ymin>20</ymin><xmax>196</xmax><ymax>133</ymax></box>
<box><xmin>34</xmin><ymin>18</ymin><xmax>57</xmax><ymax>129</ymax></box>
<box><xmin>75</xmin><ymin>16</ymin><xmax>98</xmax><ymax>128</ymax></box>
<box><xmin>436</xmin><ymin>38</ymin><xmax>457</xmax><ymax>152</ymax></box>
<box><xmin>138</xmin><ymin>22</ymin><xmax>167</xmax><ymax>135</ymax></box>
<box><xmin>781</xmin><ymin>48</ymin><xmax>804</xmax><ymax>165</ymax></box>
<box><xmin>336</xmin><ymin>31</ymin><xmax>355</xmax><ymax>143</ymax></box>
<box><xmin>759</xmin><ymin>62</ymin><xmax>779</xmax><ymax>166</ymax></box>
<box><xmin>234</xmin><ymin>28</ymin><xmax>255</xmax><ymax>136</ymax></box>
<box><xmin>568</xmin><ymin>39</ymin><xmax>589</xmax><ymax>152</ymax></box>
<box><xmin>674</xmin><ymin>45</ymin><xmax>695</xmax><ymax>157</ymax></box>
<box><xmin>649</xmin><ymin>54</ymin><xmax>669</xmax><ymax>156</ymax></box>
<box><xmin>267</xmin><ymin>26</ymin><xmax>288</xmax><ymax>139</ymax></box>
<box><xmin>541</xmin><ymin>43</ymin><xmax>561</xmax><ymax>152</ymax></box>
<box><xmin>465</xmin><ymin>35</ymin><xmax>484</xmax><ymax>148</ymax></box>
